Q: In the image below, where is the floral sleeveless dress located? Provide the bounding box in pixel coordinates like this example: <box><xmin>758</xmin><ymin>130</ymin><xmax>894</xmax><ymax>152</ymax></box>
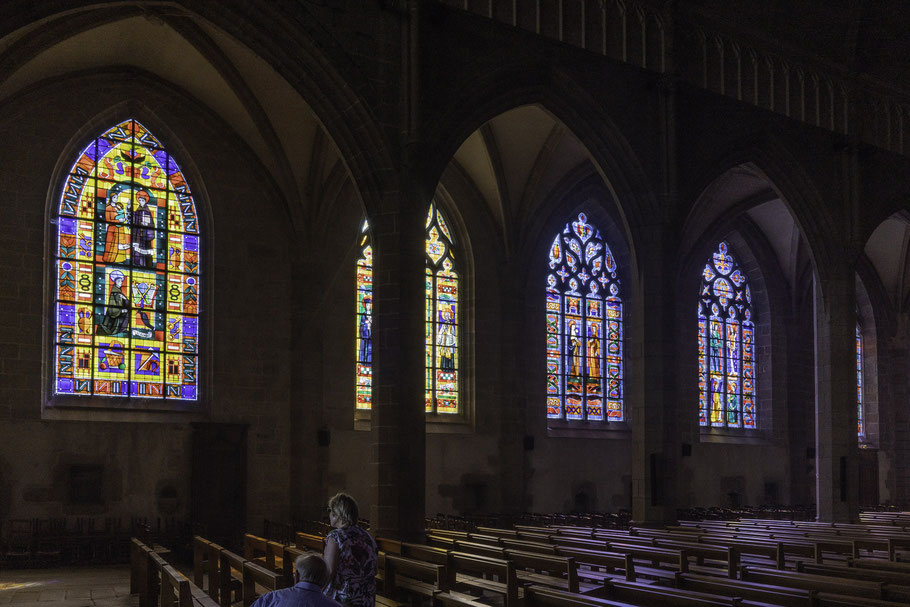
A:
<box><xmin>326</xmin><ymin>525</ymin><xmax>378</xmax><ymax>607</ymax></box>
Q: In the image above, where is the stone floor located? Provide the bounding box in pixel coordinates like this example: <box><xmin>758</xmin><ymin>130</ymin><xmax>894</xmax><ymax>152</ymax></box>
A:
<box><xmin>0</xmin><ymin>565</ymin><xmax>136</xmax><ymax>606</ymax></box>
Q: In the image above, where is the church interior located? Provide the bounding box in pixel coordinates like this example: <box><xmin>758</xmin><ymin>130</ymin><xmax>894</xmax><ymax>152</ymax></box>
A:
<box><xmin>3</xmin><ymin>0</ymin><xmax>910</xmax><ymax>604</ymax></box>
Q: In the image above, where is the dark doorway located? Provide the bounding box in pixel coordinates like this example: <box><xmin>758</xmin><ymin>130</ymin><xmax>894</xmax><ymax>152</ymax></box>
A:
<box><xmin>192</xmin><ymin>423</ymin><xmax>247</xmax><ymax>550</ymax></box>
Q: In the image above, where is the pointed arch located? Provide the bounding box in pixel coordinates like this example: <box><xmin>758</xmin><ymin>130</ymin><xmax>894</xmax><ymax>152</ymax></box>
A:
<box><xmin>697</xmin><ymin>242</ymin><xmax>755</xmax><ymax>428</ymax></box>
<box><xmin>546</xmin><ymin>212</ymin><xmax>623</xmax><ymax>422</ymax></box>
<box><xmin>425</xmin><ymin>201</ymin><xmax>460</xmax><ymax>414</ymax></box>
<box><xmin>53</xmin><ymin>119</ymin><xmax>200</xmax><ymax>400</ymax></box>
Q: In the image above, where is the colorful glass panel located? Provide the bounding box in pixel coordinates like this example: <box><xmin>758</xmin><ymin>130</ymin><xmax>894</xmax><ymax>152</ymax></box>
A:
<box><xmin>426</xmin><ymin>202</ymin><xmax>459</xmax><ymax>414</ymax></box>
<box><xmin>856</xmin><ymin>323</ymin><xmax>864</xmax><ymax>439</ymax></box>
<box><xmin>54</xmin><ymin>119</ymin><xmax>200</xmax><ymax>400</ymax></box>
<box><xmin>547</xmin><ymin>213</ymin><xmax>622</xmax><ymax>421</ymax></box>
<box><xmin>697</xmin><ymin>242</ymin><xmax>754</xmax><ymax>428</ymax></box>
<box><xmin>355</xmin><ymin>221</ymin><xmax>373</xmax><ymax>410</ymax></box>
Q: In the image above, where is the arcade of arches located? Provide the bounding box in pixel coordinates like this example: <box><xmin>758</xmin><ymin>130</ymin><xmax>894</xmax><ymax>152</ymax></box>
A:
<box><xmin>1</xmin><ymin>1</ymin><xmax>910</xmax><ymax>543</ymax></box>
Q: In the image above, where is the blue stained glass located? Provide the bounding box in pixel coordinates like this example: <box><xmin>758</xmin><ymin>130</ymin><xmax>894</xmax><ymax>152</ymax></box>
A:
<box><xmin>698</xmin><ymin>242</ymin><xmax>754</xmax><ymax>428</ymax></box>
<box><xmin>547</xmin><ymin>213</ymin><xmax>622</xmax><ymax>422</ymax></box>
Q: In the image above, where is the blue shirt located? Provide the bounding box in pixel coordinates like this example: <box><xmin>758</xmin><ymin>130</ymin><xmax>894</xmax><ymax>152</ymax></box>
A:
<box><xmin>251</xmin><ymin>581</ymin><xmax>342</xmax><ymax>607</ymax></box>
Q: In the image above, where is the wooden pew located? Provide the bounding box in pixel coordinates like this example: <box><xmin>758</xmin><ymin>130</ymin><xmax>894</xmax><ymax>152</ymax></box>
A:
<box><xmin>554</xmin><ymin>546</ymin><xmax>636</xmax><ymax>583</ymax></box>
<box><xmin>604</xmin><ymin>542</ymin><xmax>689</xmax><ymax>575</ymax></box>
<box><xmin>798</xmin><ymin>561</ymin><xmax>910</xmax><ymax>586</ymax></box>
<box><xmin>449</xmin><ymin>551</ymin><xmax>520</xmax><ymax>607</ymax></box>
<box><xmin>266</xmin><ymin>540</ymin><xmax>285</xmax><ymax>573</ymax></box>
<box><xmin>161</xmin><ymin>564</ymin><xmax>193</xmax><ymax>607</ymax></box>
<box><xmin>296</xmin><ymin>531</ymin><xmax>325</xmax><ymax>552</ymax></box>
<box><xmin>384</xmin><ymin>554</ymin><xmax>449</xmax><ymax>600</ymax></box>
<box><xmin>244</xmin><ymin>534</ymin><xmax>269</xmax><ymax>565</ymax></box>
<box><xmin>504</xmin><ymin>548</ymin><xmax>582</xmax><ymax>593</ymax></box>
<box><xmin>596</xmin><ymin>578</ymin><xmax>741</xmax><ymax>607</ymax></box>
<box><xmin>675</xmin><ymin>572</ymin><xmax>811</xmax><ymax>607</ymax></box>
<box><xmin>524</xmin><ymin>584</ymin><xmax>637</xmax><ymax>607</ymax></box>
<box><xmin>219</xmin><ymin>548</ymin><xmax>247</xmax><ymax>607</ymax></box>
<box><xmin>242</xmin><ymin>559</ymin><xmax>285</xmax><ymax>607</ymax></box>
<box><xmin>851</xmin><ymin>558</ymin><xmax>910</xmax><ymax>574</ymax></box>
<box><xmin>740</xmin><ymin>565</ymin><xmax>889</xmax><ymax>600</ymax></box>
<box><xmin>652</xmin><ymin>539</ymin><xmax>738</xmax><ymax>578</ymax></box>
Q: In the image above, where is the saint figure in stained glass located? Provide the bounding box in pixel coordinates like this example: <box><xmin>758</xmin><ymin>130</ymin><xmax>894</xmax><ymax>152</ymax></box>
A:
<box><xmin>426</xmin><ymin>203</ymin><xmax>459</xmax><ymax>414</ymax></box>
<box><xmin>856</xmin><ymin>323</ymin><xmax>864</xmax><ymax>439</ymax></box>
<box><xmin>546</xmin><ymin>213</ymin><xmax>622</xmax><ymax>421</ymax></box>
<box><xmin>53</xmin><ymin>119</ymin><xmax>200</xmax><ymax>400</ymax></box>
<box><xmin>697</xmin><ymin>242</ymin><xmax>754</xmax><ymax>428</ymax></box>
<box><xmin>355</xmin><ymin>220</ymin><xmax>373</xmax><ymax>410</ymax></box>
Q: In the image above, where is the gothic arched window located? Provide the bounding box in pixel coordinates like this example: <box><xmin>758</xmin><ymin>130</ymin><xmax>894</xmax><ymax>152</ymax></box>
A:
<box><xmin>54</xmin><ymin>119</ymin><xmax>200</xmax><ymax>400</ymax></box>
<box><xmin>355</xmin><ymin>221</ymin><xmax>373</xmax><ymax>410</ymax></box>
<box><xmin>856</xmin><ymin>322</ymin><xmax>864</xmax><ymax>439</ymax></box>
<box><xmin>697</xmin><ymin>242</ymin><xmax>754</xmax><ymax>428</ymax></box>
<box><xmin>546</xmin><ymin>213</ymin><xmax>623</xmax><ymax>421</ymax></box>
<box><xmin>355</xmin><ymin>204</ymin><xmax>461</xmax><ymax>415</ymax></box>
<box><xmin>426</xmin><ymin>202</ymin><xmax>459</xmax><ymax>414</ymax></box>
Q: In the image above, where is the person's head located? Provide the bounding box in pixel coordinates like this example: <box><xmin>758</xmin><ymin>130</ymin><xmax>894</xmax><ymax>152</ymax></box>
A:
<box><xmin>363</xmin><ymin>296</ymin><xmax>371</xmax><ymax>312</ymax></box>
<box><xmin>327</xmin><ymin>492</ymin><xmax>359</xmax><ymax>528</ymax></box>
<box><xmin>294</xmin><ymin>554</ymin><xmax>329</xmax><ymax>586</ymax></box>
<box><xmin>110</xmin><ymin>270</ymin><xmax>125</xmax><ymax>287</ymax></box>
<box><xmin>136</xmin><ymin>190</ymin><xmax>150</xmax><ymax>207</ymax></box>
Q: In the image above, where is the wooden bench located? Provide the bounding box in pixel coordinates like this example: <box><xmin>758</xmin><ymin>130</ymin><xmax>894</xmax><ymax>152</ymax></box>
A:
<box><xmin>554</xmin><ymin>546</ymin><xmax>636</xmax><ymax>583</ymax></box>
<box><xmin>798</xmin><ymin>561</ymin><xmax>910</xmax><ymax>586</ymax></box>
<box><xmin>296</xmin><ymin>531</ymin><xmax>325</xmax><ymax>552</ymax></box>
<box><xmin>219</xmin><ymin>548</ymin><xmax>247</xmax><ymax>607</ymax></box>
<box><xmin>740</xmin><ymin>565</ymin><xmax>889</xmax><ymax>600</ymax></box>
<box><xmin>162</xmin><ymin>564</ymin><xmax>193</xmax><ymax>607</ymax></box>
<box><xmin>595</xmin><ymin>579</ymin><xmax>741</xmax><ymax>607</ymax></box>
<box><xmin>244</xmin><ymin>534</ymin><xmax>271</xmax><ymax>567</ymax></box>
<box><xmin>384</xmin><ymin>554</ymin><xmax>449</xmax><ymax>600</ymax></box>
<box><xmin>675</xmin><ymin>572</ymin><xmax>810</xmax><ymax>607</ymax></box>
<box><xmin>449</xmin><ymin>550</ymin><xmax>520</xmax><ymax>607</ymax></box>
<box><xmin>604</xmin><ymin>542</ymin><xmax>689</xmax><ymax>574</ymax></box>
<box><xmin>504</xmin><ymin>548</ymin><xmax>582</xmax><ymax>593</ymax></box>
<box><xmin>524</xmin><ymin>584</ymin><xmax>637</xmax><ymax>607</ymax></box>
<box><xmin>242</xmin><ymin>559</ymin><xmax>285</xmax><ymax>607</ymax></box>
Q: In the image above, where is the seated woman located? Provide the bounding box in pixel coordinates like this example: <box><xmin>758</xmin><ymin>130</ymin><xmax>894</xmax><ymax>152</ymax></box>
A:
<box><xmin>323</xmin><ymin>493</ymin><xmax>378</xmax><ymax>607</ymax></box>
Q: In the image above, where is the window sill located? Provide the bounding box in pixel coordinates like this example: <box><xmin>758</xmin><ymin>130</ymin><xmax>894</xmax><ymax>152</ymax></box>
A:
<box><xmin>547</xmin><ymin>420</ymin><xmax>631</xmax><ymax>439</ymax></box>
<box><xmin>699</xmin><ymin>427</ymin><xmax>767</xmax><ymax>445</ymax></box>
<box><xmin>353</xmin><ymin>413</ymin><xmax>474</xmax><ymax>434</ymax></box>
<box><xmin>44</xmin><ymin>397</ymin><xmax>205</xmax><ymax>423</ymax></box>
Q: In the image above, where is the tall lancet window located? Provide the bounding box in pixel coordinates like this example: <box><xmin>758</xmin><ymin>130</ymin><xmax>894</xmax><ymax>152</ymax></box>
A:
<box><xmin>54</xmin><ymin>119</ymin><xmax>200</xmax><ymax>400</ymax></box>
<box><xmin>856</xmin><ymin>323</ymin><xmax>864</xmax><ymax>439</ymax></box>
<box><xmin>546</xmin><ymin>213</ymin><xmax>623</xmax><ymax>421</ymax></box>
<box><xmin>425</xmin><ymin>202</ymin><xmax>459</xmax><ymax>414</ymax></box>
<box><xmin>354</xmin><ymin>220</ymin><xmax>373</xmax><ymax>410</ymax></box>
<box><xmin>697</xmin><ymin>242</ymin><xmax>754</xmax><ymax>428</ymax></box>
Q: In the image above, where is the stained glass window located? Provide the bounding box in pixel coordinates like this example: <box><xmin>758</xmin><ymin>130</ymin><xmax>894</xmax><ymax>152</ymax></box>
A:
<box><xmin>426</xmin><ymin>202</ymin><xmax>459</xmax><ymax>414</ymax></box>
<box><xmin>697</xmin><ymin>242</ymin><xmax>754</xmax><ymax>428</ymax></box>
<box><xmin>856</xmin><ymin>323</ymin><xmax>864</xmax><ymax>438</ymax></box>
<box><xmin>355</xmin><ymin>221</ymin><xmax>373</xmax><ymax>410</ymax></box>
<box><xmin>546</xmin><ymin>213</ymin><xmax>622</xmax><ymax>421</ymax></box>
<box><xmin>53</xmin><ymin>119</ymin><xmax>200</xmax><ymax>400</ymax></box>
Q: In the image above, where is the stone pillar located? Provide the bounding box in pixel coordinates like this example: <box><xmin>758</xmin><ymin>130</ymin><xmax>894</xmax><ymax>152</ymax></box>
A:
<box><xmin>631</xmin><ymin>223</ymin><xmax>678</xmax><ymax>526</ymax></box>
<box><xmin>498</xmin><ymin>260</ymin><xmax>528</xmax><ymax>514</ymax></box>
<box><xmin>369</xmin><ymin>190</ymin><xmax>426</xmax><ymax>541</ymax></box>
<box><xmin>814</xmin><ymin>273</ymin><xmax>860</xmax><ymax>521</ymax></box>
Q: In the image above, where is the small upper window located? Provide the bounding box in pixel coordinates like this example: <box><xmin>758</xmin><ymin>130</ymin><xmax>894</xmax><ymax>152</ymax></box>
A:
<box><xmin>53</xmin><ymin>119</ymin><xmax>200</xmax><ymax>400</ymax></box>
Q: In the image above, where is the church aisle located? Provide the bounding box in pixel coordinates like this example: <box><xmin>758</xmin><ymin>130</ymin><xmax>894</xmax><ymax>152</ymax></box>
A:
<box><xmin>0</xmin><ymin>565</ymin><xmax>135</xmax><ymax>606</ymax></box>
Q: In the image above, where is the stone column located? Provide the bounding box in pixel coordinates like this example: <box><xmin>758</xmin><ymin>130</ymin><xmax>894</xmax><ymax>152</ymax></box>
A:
<box><xmin>369</xmin><ymin>190</ymin><xmax>427</xmax><ymax>541</ymax></box>
<box><xmin>631</xmin><ymin>223</ymin><xmax>679</xmax><ymax>525</ymax></box>
<box><xmin>814</xmin><ymin>273</ymin><xmax>860</xmax><ymax>521</ymax></box>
